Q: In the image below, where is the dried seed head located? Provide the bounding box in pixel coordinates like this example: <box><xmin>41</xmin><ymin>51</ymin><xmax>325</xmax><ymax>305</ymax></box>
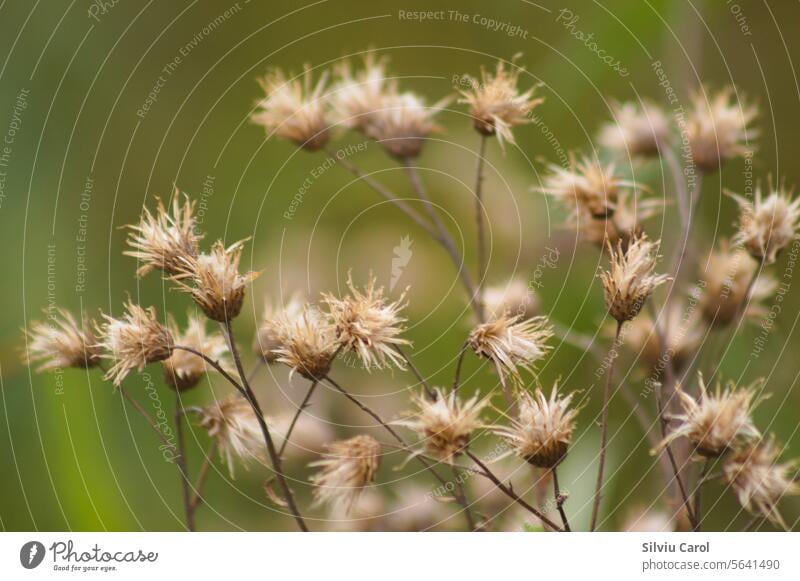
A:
<box><xmin>623</xmin><ymin>302</ymin><xmax>703</xmax><ymax>374</ymax></box>
<box><xmin>570</xmin><ymin>191</ymin><xmax>663</xmax><ymax>251</ymax></box>
<box><xmin>273</xmin><ymin>305</ymin><xmax>338</xmax><ymax>381</ymax></box>
<box><xmin>95</xmin><ymin>301</ymin><xmax>174</xmax><ymax>385</ymax></box>
<box><xmin>656</xmin><ymin>375</ymin><xmax>761</xmax><ymax>457</ymax></box>
<box><xmin>254</xmin><ymin>294</ymin><xmax>305</xmax><ymax>363</ymax></box>
<box><xmin>171</xmin><ymin>239</ymin><xmax>260</xmax><ymax>322</ymax></box>
<box><xmin>538</xmin><ymin>156</ymin><xmax>626</xmax><ymax>219</ymax></box>
<box><xmin>687</xmin><ymin>87</ymin><xmax>757</xmax><ymax>173</ymax></box>
<box><xmin>323</xmin><ymin>274</ymin><xmax>409</xmax><ymax>370</ymax></box>
<box><xmin>125</xmin><ymin>192</ymin><xmax>201</xmax><ymax>277</ymax></box>
<box><xmin>23</xmin><ymin>308</ymin><xmax>101</xmax><ymax>372</ymax></box>
<box><xmin>310</xmin><ymin>434</ymin><xmax>381</xmax><ymax>513</ymax></box>
<box><xmin>723</xmin><ymin>436</ymin><xmax>799</xmax><ymax>529</ymax></box>
<box><xmin>331</xmin><ymin>52</ymin><xmax>391</xmax><ymax>133</ymax></box>
<box><xmin>251</xmin><ymin>66</ymin><xmax>330</xmax><ymax>151</ymax></box>
<box><xmin>162</xmin><ymin>313</ymin><xmax>230</xmax><ymax>391</ymax></box>
<box><xmin>396</xmin><ymin>388</ymin><xmax>486</xmax><ymax>463</ymax></box>
<box><xmin>600</xmin><ymin>234</ymin><xmax>670</xmax><ymax>322</ymax></box>
<box><xmin>598</xmin><ymin>100</ymin><xmax>670</xmax><ymax>157</ymax></box>
<box><xmin>731</xmin><ymin>185</ymin><xmax>800</xmax><ymax>264</ymax></box>
<box><xmin>366</xmin><ymin>89</ymin><xmax>449</xmax><ymax>159</ymax></box>
<box><xmin>482</xmin><ymin>277</ymin><xmax>538</xmax><ymax>320</ymax></box>
<box><xmin>198</xmin><ymin>395</ymin><xmax>264</xmax><ymax>477</ymax></box>
<box><xmin>498</xmin><ymin>384</ymin><xmax>578</xmax><ymax>468</ymax></box>
<box><xmin>699</xmin><ymin>243</ymin><xmax>776</xmax><ymax>327</ymax></box>
<box><xmin>468</xmin><ymin>313</ymin><xmax>552</xmax><ymax>384</ymax></box>
<box><xmin>457</xmin><ymin>57</ymin><xmax>543</xmax><ymax>147</ymax></box>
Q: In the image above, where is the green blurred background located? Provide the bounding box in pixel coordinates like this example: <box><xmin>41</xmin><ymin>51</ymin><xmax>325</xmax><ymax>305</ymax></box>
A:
<box><xmin>2</xmin><ymin>0</ymin><xmax>799</xmax><ymax>531</ymax></box>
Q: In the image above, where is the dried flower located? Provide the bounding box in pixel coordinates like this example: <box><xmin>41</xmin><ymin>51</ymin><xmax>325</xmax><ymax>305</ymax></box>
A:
<box><xmin>538</xmin><ymin>156</ymin><xmax>630</xmax><ymax>219</ymax></box>
<box><xmin>171</xmin><ymin>239</ymin><xmax>260</xmax><ymax>322</ymax></box>
<box><xmin>310</xmin><ymin>434</ymin><xmax>381</xmax><ymax>513</ymax></box>
<box><xmin>251</xmin><ymin>66</ymin><xmax>330</xmax><ymax>150</ymax></box>
<box><xmin>482</xmin><ymin>277</ymin><xmax>538</xmax><ymax>320</ymax></box>
<box><xmin>687</xmin><ymin>87</ymin><xmax>757</xmax><ymax>172</ymax></box>
<box><xmin>124</xmin><ymin>192</ymin><xmax>201</xmax><ymax>277</ymax></box>
<box><xmin>699</xmin><ymin>243</ymin><xmax>776</xmax><ymax>326</ymax></box>
<box><xmin>600</xmin><ymin>234</ymin><xmax>670</xmax><ymax>322</ymax></box>
<box><xmin>570</xmin><ymin>191</ymin><xmax>663</xmax><ymax>251</ymax></box>
<box><xmin>323</xmin><ymin>274</ymin><xmax>409</xmax><ymax>370</ymax></box>
<box><xmin>723</xmin><ymin>436</ymin><xmax>799</xmax><ymax>529</ymax></box>
<box><xmin>162</xmin><ymin>313</ymin><xmax>230</xmax><ymax>391</ymax></box>
<box><xmin>95</xmin><ymin>301</ymin><xmax>174</xmax><ymax>385</ymax></box>
<box><xmin>730</xmin><ymin>185</ymin><xmax>800</xmax><ymax>264</ymax></box>
<box><xmin>254</xmin><ymin>294</ymin><xmax>305</xmax><ymax>363</ymax></box>
<box><xmin>622</xmin><ymin>302</ymin><xmax>703</xmax><ymax>374</ymax></box>
<box><xmin>457</xmin><ymin>57</ymin><xmax>543</xmax><ymax>146</ymax></box>
<box><xmin>274</xmin><ymin>306</ymin><xmax>338</xmax><ymax>380</ymax></box>
<box><xmin>396</xmin><ymin>388</ymin><xmax>486</xmax><ymax>463</ymax></box>
<box><xmin>598</xmin><ymin>100</ymin><xmax>670</xmax><ymax>157</ymax></box>
<box><xmin>198</xmin><ymin>394</ymin><xmax>264</xmax><ymax>477</ymax></box>
<box><xmin>366</xmin><ymin>89</ymin><xmax>449</xmax><ymax>159</ymax></box>
<box><xmin>331</xmin><ymin>52</ymin><xmax>390</xmax><ymax>132</ymax></box>
<box><xmin>497</xmin><ymin>384</ymin><xmax>578</xmax><ymax>468</ymax></box>
<box><xmin>468</xmin><ymin>313</ymin><xmax>552</xmax><ymax>384</ymax></box>
<box><xmin>656</xmin><ymin>375</ymin><xmax>761</xmax><ymax>457</ymax></box>
<box><xmin>23</xmin><ymin>308</ymin><xmax>101</xmax><ymax>372</ymax></box>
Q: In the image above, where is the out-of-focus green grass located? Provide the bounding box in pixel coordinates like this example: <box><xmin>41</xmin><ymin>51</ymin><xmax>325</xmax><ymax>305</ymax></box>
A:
<box><xmin>1</xmin><ymin>0</ymin><xmax>799</xmax><ymax>531</ymax></box>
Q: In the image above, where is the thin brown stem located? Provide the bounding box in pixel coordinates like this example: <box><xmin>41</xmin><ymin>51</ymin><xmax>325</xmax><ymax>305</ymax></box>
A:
<box><xmin>189</xmin><ymin>441</ymin><xmax>217</xmax><ymax>511</ymax></box>
<box><xmin>173</xmin><ymin>391</ymin><xmax>196</xmax><ymax>531</ymax></box>
<box><xmin>590</xmin><ymin>320</ymin><xmax>623</xmax><ymax>531</ymax></box>
<box><xmin>393</xmin><ymin>345</ymin><xmax>435</xmax><ymax>400</ymax></box>
<box><xmin>552</xmin><ymin>466</ymin><xmax>571</xmax><ymax>532</ymax></box>
<box><xmin>465</xmin><ymin>450</ymin><xmax>563</xmax><ymax>531</ymax></box>
<box><xmin>173</xmin><ymin>345</ymin><xmax>243</xmax><ymax>393</ymax></box>
<box><xmin>221</xmin><ymin>321</ymin><xmax>308</xmax><ymax>532</ymax></box>
<box><xmin>474</xmin><ymin>135</ymin><xmax>488</xmax><ymax>321</ymax></box>
<box><xmin>451</xmin><ymin>464</ymin><xmax>477</xmax><ymax>531</ymax></box>
<box><xmin>277</xmin><ymin>379</ymin><xmax>319</xmax><ymax>459</ymax></box>
<box><xmin>451</xmin><ymin>341</ymin><xmax>469</xmax><ymax>393</ymax></box>
<box><xmin>116</xmin><ymin>384</ymin><xmax>172</xmax><ymax>447</ymax></box>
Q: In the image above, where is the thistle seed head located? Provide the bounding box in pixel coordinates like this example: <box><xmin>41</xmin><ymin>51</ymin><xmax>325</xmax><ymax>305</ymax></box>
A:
<box><xmin>457</xmin><ymin>57</ymin><xmax>543</xmax><ymax>147</ymax></box>
<box><xmin>600</xmin><ymin>234</ymin><xmax>670</xmax><ymax>322</ymax></box>
<box><xmin>687</xmin><ymin>87</ymin><xmax>757</xmax><ymax>173</ymax></box>
<box><xmin>273</xmin><ymin>305</ymin><xmax>338</xmax><ymax>381</ymax></box>
<box><xmin>252</xmin><ymin>66</ymin><xmax>331</xmax><ymax>151</ymax></box>
<box><xmin>538</xmin><ymin>156</ymin><xmax>625</xmax><ymax>219</ymax></box>
<box><xmin>198</xmin><ymin>394</ymin><xmax>264</xmax><ymax>477</ymax></box>
<box><xmin>623</xmin><ymin>302</ymin><xmax>703</xmax><ymax>374</ymax></box>
<box><xmin>482</xmin><ymin>277</ymin><xmax>538</xmax><ymax>320</ymax></box>
<box><xmin>598</xmin><ymin>100</ymin><xmax>670</xmax><ymax>157</ymax></box>
<box><xmin>366</xmin><ymin>89</ymin><xmax>449</xmax><ymax>159</ymax></box>
<box><xmin>468</xmin><ymin>313</ymin><xmax>552</xmax><ymax>384</ymax></box>
<box><xmin>331</xmin><ymin>52</ymin><xmax>391</xmax><ymax>133</ymax></box>
<box><xmin>162</xmin><ymin>312</ymin><xmax>230</xmax><ymax>391</ymax></box>
<box><xmin>731</xmin><ymin>184</ymin><xmax>800</xmax><ymax>264</ymax></box>
<box><xmin>23</xmin><ymin>308</ymin><xmax>101</xmax><ymax>372</ymax></box>
<box><xmin>171</xmin><ymin>239</ymin><xmax>260</xmax><ymax>322</ymax></box>
<box><xmin>95</xmin><ymin>301</ymin><xmax>174</xmax><ymax>385</ymax></box>
<box><xmin>124</xmin><ymin>191</ymin><xmax>201</xmax><ymax>277</ymax></box>
<box><xmin>310</xmin><ymin>434</ymin><xmax>381</xmax><ymax>513</ymax></box>
<box><xmin>323</xmin><ymin>273</ymin><xmax>410</xmax><ymax>370</ymax></box>
<box><xmin>254</xmin><ymin>294</ymin><xmax>305</xmax><ymax>363</ymax></box>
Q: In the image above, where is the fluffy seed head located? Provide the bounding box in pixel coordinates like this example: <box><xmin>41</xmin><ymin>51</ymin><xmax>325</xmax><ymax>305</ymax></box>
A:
<box><xmin>687</xmin><ymin>87</ymin><xmax>757</xmax><ymax>172</ymax></box>
<box><xmin>468</xmin><ymin>313</ymin><xmax>552</xmax><ymax>384</ymax></box>
<box><xmin>171</xmin><ymin>240</ymin><xmax>260</xmax><ymax>322</ymax></box>
<box><xmin>254</xmin><ymin>294</ymin><xmax>305</xmax><ymax>363</ymax></box>
<box><xmin>723</xmin><ymin>436</ymin><xmax>799</xmax><ymax>529</ymax></box>
<box><xmin>95</xmin><ymin>301</ymin><xmax>174</xmax><ymax>385</ymax></box>
<box><xmin>656</xmin><ymin>375</ymin><xmax>761</xmax><ymax>457</ymax></box>
<box><xmin>598</xmin><ymin>100</ymin><xmax>670</xmax><ymax>157</ymax></box>
<box><xmin>570</xmin><ymin>191</ymin><xmax>663</xmax><ymax>251</ymax></box>
<box><xmin>323</xmin><ymin>274</ymin><xmax>409</xmax><ymax>370</ymax></box>
<box><xmin>251</xmin><ymin>66</ymin><xmax>330</xmax><ymax>150</ymax></box>
<box><xmin>699</xmin><ymin>243</ymin><xmax>776</xmax><ymax>326</ymax></box>
<box><xmin>396</xmin><ymin>388</ymin><xmax>486</xmax><ymax>463</ymax></box>
<box><xmin>600</xmin><ymin>234</ymin><xmax>670</xmax><ymax>322</ymax></box>
<box><xmin>198</xmin><ymin>395</ymin><xmax>263</xmax><ymax>477</ymax></box>
<box><xmin>125</xmin><ymin>192</ymin><xmax>201</xmax><ymax>277</ymax></box>
<box><xmin>623</xmin><ymin>301</ymin><xmax>703</xmax><ymax>374</ymax></box>
<box><xmin>497</xmin><ymin>384</ymin><xmax>578</xmax><ymax>468</ymax></box>
<box><xmin>310</xmin><ymin>434</ymin><xmax>381</xmax><ymax>513</ymax></box>
<box><xmin>366</xmin><ymin>89</ymin><xmax>449</xmax><ymax>159</ymax></box>
<box><xmin>273</xmin><ymin>305</ymin><xmax>338</xmax><ymax>380</ymax></box>
<box><xmin>731</xmin><ymin>185</ymin><xmax>800</xmax><ymax>264</ymax></box>
<box><xmin>538</xmin><ymin>156</ymin><xmax>626</xmax><ymax>219</ymax></box>
<box><xmin>162</xmin><ymin>313</ymin><xmax>229</xmax><ymax>391</ymax></box>
<box><xmin>457</xmin><ymin>57</ymin><xmax>543</xmax><ymax>147</ymax></box>
<box><xmin>482</xmin><ymin>277</ymin><xmax>538</xmax><ymax>320</ymax></box>
<box><xmin>331</xmin><ymin>52</ymin><xmax>391</xmax><ymax>132</ymax></box>
<box><xmin>23</xmin><ymin>308</ymin><xmax>101</xmax><ymax>372</ymax></box>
